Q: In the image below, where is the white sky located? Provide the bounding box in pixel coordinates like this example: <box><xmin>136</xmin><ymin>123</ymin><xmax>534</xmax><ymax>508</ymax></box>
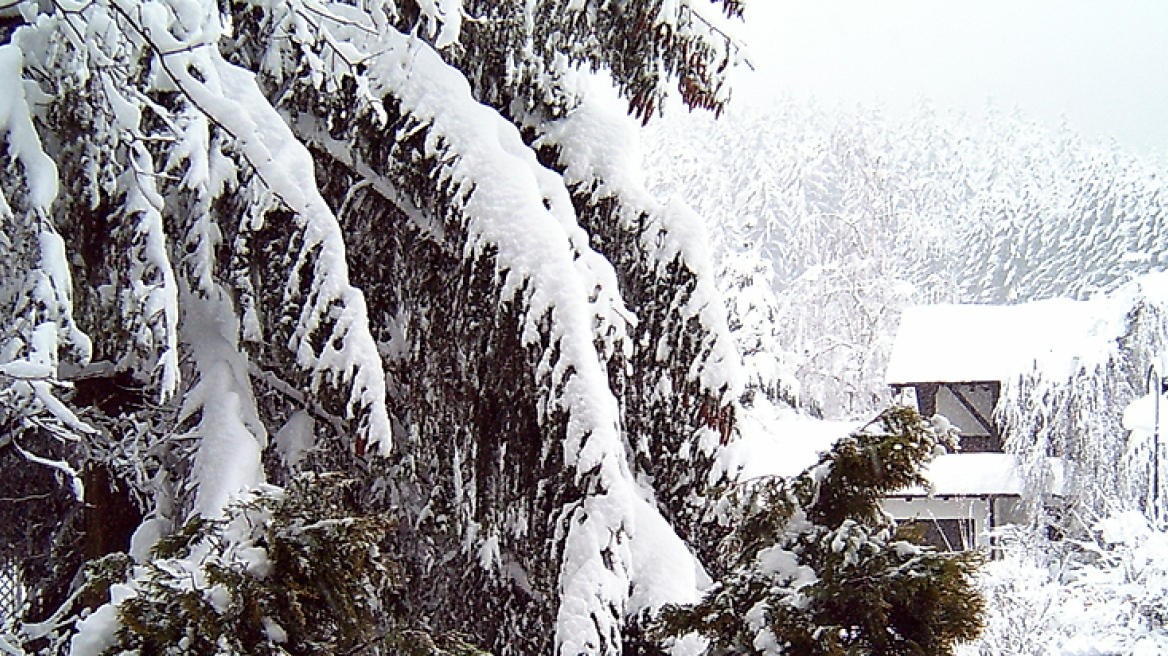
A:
<box><xmin>725</xmin><ymin>0</ymin><xmax>1168</xmax><ymax>157</ymax></box>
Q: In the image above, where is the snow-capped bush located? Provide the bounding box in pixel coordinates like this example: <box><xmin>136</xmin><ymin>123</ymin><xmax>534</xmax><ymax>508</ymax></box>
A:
<box><xmin>656</xmin><ymin>407</ymin><xmax>984</xmax><ymax>656</ymax></box>
<box><xmin>966</xmin><ymin>512</ymin><xmax>1168</xmax><ymax>656</ymax></box>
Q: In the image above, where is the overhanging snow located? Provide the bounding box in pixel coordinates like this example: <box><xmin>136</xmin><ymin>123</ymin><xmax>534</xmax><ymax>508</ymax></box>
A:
<box><xmin>894</xmin><ymin>453</ymin><xmax>1025</xmax><ymax>497</ymax></box>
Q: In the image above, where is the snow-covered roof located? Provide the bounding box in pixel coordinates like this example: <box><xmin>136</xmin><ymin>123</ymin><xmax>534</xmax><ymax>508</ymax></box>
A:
<box><xmin>896</xmin><ymin>453</ymin><xmax>1021</xmax><ymax>497</ymax></box>
<box><xmin>729</xmin><ymin>400</ymin><xmax>1054</xmax><ymax>496</ymax></box>
<box><xmin>901</xmin><ymin>453</ymin><xmax>1066</xmax><ymax>497</ymax></box>
<box><xmin>885</xmin><ymin>300</ymin><xmax>1126</xmax><ymax>385</ymax></box>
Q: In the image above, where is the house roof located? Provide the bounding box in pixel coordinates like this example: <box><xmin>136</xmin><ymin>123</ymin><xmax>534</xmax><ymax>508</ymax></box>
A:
<box><xmin>732</xmin><ymin>403</ymin><xmax>1061</xmax><ymax>497</ymax></box>
<box><xmin>891</xmin><ymin>452</ymin><xmax>1016</xmax><ymax>496</ymax></box>
<box><xmin>885</xmin><ymin>300</ymin><xmax>1124</xmax><ymax>385</ymax></box>
<box><xmin>892</xmin><ymin>453</ymin><xmax>1065</xmax><ymax>497</ymax></box>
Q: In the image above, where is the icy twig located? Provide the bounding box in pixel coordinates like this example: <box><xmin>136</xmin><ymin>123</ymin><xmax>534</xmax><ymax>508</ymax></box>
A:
<box><xmin>13</xmin><ymin>442</ymin><xmax>84</xmax><ymax>501</ymax></box>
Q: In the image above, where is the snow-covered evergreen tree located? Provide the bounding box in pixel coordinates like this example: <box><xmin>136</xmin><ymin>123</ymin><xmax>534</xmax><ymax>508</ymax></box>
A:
<box><xmin>0</xmin><ymin>1</ymin><xmax>993</xmax><ymax>653</ymax></box>
<box><xmin>654</xmin><ymin>407</ymin><xmax>984</xmax><ymax>656</ymax></box>
<box><xmin>0</xmin><ymin>0</ymin><xmax>756</xmax><ymax>653</ymax></box>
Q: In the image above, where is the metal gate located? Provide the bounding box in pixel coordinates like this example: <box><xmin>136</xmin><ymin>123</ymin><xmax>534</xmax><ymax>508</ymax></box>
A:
<box><xmin>0</xmin><ymin>557</ymin><xmax>22</xmax><ymax>625</ymax></box>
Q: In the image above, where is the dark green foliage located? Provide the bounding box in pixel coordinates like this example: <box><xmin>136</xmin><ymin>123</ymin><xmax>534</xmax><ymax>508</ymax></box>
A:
<box><xmin>446</xmin><ymin>0</ymin><xmax>743</xmax><ymax>123</ymax></box>
<box><xmin>653</xmin><ymin>407</ymin><xmax>984</xmax><ymax>656</ymax></box>
<box><xmin>807</xmin><ymin>407</ymin><xmax>938</xmax><ymax>529</ymax></box>
<box><xmin>149</xmin><ymin>517</ymin><xmax>220</xmax><ymax>561</ymax></box>
<box><xmin>302</xmin><ymin>144</ymin><xmax>582</xmax><ymax>652</ymax></box>
<box><xmin>561</xmin><ymin>177</ymin><xmax>741</xmax><ymax>573</ymax></box>
<box><xmin>381</xmin><ymin>631</ymin><xmax>494</xmax><ymax>656</ymax></box>
<box><xmin>88</xmin><ymin>474</ymin><xmax>489</xmax><ymax>656</ymax></box>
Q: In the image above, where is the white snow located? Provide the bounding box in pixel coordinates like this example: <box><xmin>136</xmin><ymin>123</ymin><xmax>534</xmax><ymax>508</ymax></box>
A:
<box><xmin>0</xmin><ymin>41</ymin><xmax>100</xmax><ymax>447</ymax></box>
<box><xmin>0</xmin><ymin>43</ymin><xmax>59</xmax><ymax>210</ymax></box>
<box><xmin>31</xmin><ymin>379</ymin><xmax>95</xmax><ymax>436</ymax></box>
<box><xmin>273</xmin><ymin>409</ymin><xmax>315</xmax><ymax>470</ymax></box>
<box><xmin>896</xmin><ymin>453</ymin><xmax>1024</xmax><ymax>497</ymax></box>
<box><xmin>261</xmin><ymin>617</ymin><xmax>288</xmax><ymax>643</ymax></box>
<box><xmin>432</xmin><ymin>0</ymin><xmax>462</xmax><ymax>49</ymax></box>
<box><xmin>719</xmin><ymin>395</ymin><xmax>859</xmax><ymax>481</ymax></box>
<box><xmin>13</xmin><ymin>441</ymin><xmax>84</xmax><ymax>500</ymax></box>
<box><xmin>35</xmin><ymin>229</ymin><xmax>91</xmax><ymax>366</ymax></box>
<box><xmin>626</xmin><ymin>494</ymin><xmax>708</xmax><ymax>616</ymax></box>
<box><xmin>1122</xmin><ymin>391</ymin><xmax>1168</xmax><ymax>435</ymax></box>
<box><xmin>237</xmin><ymin>21</ymin><xmax>732</xmax><ymax>652</ymax></box>
<box><xmin>236</xmin><ymin>545</ymin><xmax>271</xmax><ymax>577</ymax></box>
<box><xmin>69</xmin><ymin>584</ymin><xmax>136</xmax><ymax>656</ymax></box>
<box><xmin>180</xmin><ymin>292</ymin><xmax>267</xmax><ymax>519</ymax></box>
<box><xmin>0</xmin><ymin>360</ymin><xmax>51</xmax><ymax>378</ymax></box>
<box><xmin>1121</xmin><ymin>388</ymin><xmax>1168</xmax><ymax>521</ymax></box>
<box><xmin>756</xmin><ymin>544</ymin><xmax>815</xmax><ymax>588</ymax></box>
<box><xmin>129</xmin><ymin>517</ymin><xmax>168</xmax><ymax>562</ymax></box>
<box><xmin>556</xmin><ymin>491</ymin><xmax>632</xmax><ymax>655</ymax></box>
<box><xmin>886</xmin><ymin>298</ymin><xmax>1128</xmax><ymax>385</ymax></box>
<box><xmin>120</xmin><ymin>156</ymin><xmax>182</xmax><ymax>400</ymax></box>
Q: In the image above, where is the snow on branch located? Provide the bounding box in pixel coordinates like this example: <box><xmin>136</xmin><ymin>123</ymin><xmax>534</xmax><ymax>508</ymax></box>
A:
<box><xmin>332</xmin><ymin>22</ymin><xmax>643</xmax><ymax>654</ymax></box>
<box><xmin>13</xmin><ymin>440</ymin><xmax>84</xmax><ymax>501</ymax></box>
<box><xmin>0</xmin><ymin>43</ymin><xmax>58</xmax><ymax>211</ymax></box>
<box><xmin>224</xmin><ymin>2</ymin><xmax>717</xmax><ymax>650</ymax></box>
<box><xmin>0</xmin><ymin>40</ymin><xmax>97</xmax><ymax>444</ymax></box>
<box><xmin>171</xmin><ymin>55</ymin><xmax>392</xmax><ymax>452</ymax></box>
<box><xmin>239</xmin><ymin>0</ymin><xmax>636</xmax><ymax>475</ymax></box>
<box><xmin>526</xmin><ymin>88</ymin><xmax>746</xmax><ymax>569</ymax></box>
<box><xmin>536</xmin><ymin>91</ymin><xmax>743</xmax><ymax>404</ymax></box>
<box><xmin>25</xmin><ymin>0</ymin><xmax>392</xmax><ymax>455</ymax></box>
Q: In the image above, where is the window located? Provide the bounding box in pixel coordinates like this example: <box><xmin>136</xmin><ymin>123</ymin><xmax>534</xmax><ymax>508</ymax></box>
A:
<box><xmin>910</xmin><ymin>381</ymin><xmax>1002</xmax><ymax>452</ymax></box>
<box><xmin>901</xmin><ymin>518</ymin><xmax>976</xmax><ymax>551</ymax></box>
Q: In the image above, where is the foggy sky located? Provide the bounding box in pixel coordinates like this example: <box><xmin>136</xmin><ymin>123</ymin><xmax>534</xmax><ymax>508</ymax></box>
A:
<box><xmin>728</xmin><ymin>0</ymin><xmax>1168</xmax><ymax>157</ymax></box>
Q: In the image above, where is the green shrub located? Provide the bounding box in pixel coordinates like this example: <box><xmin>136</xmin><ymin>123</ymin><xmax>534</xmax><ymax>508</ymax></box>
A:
<box><xmin>654</xmin><ymin>407</ymin><xmax>984</xmax><ymax>656</ymax></box>
<box><xmin>88</xmin><ymin>474</ymin><xmax>487</xmax><ymax>656</ymax></box>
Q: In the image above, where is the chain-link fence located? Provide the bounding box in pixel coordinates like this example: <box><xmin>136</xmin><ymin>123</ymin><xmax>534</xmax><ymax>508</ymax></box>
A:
<box><xmin>0</xmin><ymin>557</ymin><xmax>22</xmax><ymax>625</ymax></box>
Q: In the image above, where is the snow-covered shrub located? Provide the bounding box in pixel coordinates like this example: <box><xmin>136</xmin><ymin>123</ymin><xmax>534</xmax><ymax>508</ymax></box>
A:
<box><xmin>965</xmin><ymin>512</ymin><xmax>1168</xmax><ymax>656</ymax></box>
<box><xmin>654</xmin><ymin>407</ymin><xmax>984</xmax><ymax>655</ymax></box>
<box><xmin>957</xmin><ymin>527</ymin><xmax>1064</xmax><ymax>656</ymax></box>
<box><xmin>64</xmin><ymin>474</ymin><xmax>487</xmax><ymax>656</ymax></box>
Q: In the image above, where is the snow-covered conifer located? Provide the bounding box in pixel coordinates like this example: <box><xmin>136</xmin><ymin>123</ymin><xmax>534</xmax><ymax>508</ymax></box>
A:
<box><xmin>654</xmin><ymin>407</ymin><xmax>984</xmax><ymax>656</ymax></box>
<box><xmin>0</xmin><ymin>0</ymin><xmax>756</xmax><ymax>653</ymax></box>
